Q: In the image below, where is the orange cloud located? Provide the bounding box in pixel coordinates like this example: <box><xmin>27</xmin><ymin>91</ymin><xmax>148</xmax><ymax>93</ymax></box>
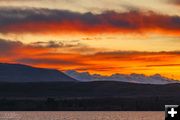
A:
<box><xmin>0</xmin><ymin>39</ymin><xmax>180</xmax><ymax>79</ymax></box>
<box><xmin>0</xmin><ymin>8</ymin><xmax>180</xmax><ymax>35</ymax></box>
<box><xmin>19</xmin><ymin>51</ymin><xmax>180</xmax><ymax>79</ymax></box>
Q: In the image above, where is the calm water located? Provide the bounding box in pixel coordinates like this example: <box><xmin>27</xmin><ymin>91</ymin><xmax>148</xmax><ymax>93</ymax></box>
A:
<box><xmin>0</xmin><ymin>112</ymin><xmax>164</xmax><ymax>120</ymax></box>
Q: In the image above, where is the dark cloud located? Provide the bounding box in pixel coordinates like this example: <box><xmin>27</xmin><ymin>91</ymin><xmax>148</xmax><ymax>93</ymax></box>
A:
<box><xmin>0</xmin><ymin>39</ymin><xmax>23</xmax><ymax>55</ymax></box>
<box><xmin>32</xmin><ymin>41</ymin><xmax>83</xmax><ymax>49</ymax></box>
<box><xmin>0</xmin><ymin>39</ymin><xmax>22</xmax><ymax>50</ymax></box>
<box><xmin>0</xmin><ymin>38</ymin><xmax>61</xmax><ymax>51</ymax></box>
<box><xmin>0</xmin><ymin>38</ymin><xmax>83</xmax><ymax>50</ymax></box>
<box><xmin>168</xmin><ymin>0</ymin><xmax>180</xmax><ymax>6</ymax></box>
<box><xmin>0</xmin><ymin>38</ymin><xmax>104</xmax><ymax>61</ymax></box>
<box><xmin>30</xmin><ymin>41</ymin><xmax>64</xmax><ymax>48</ymax></box>
<box><xmin>0</xmin><ymin>7</ymin><xmax>179</xmax><ymax>35</ymax></box>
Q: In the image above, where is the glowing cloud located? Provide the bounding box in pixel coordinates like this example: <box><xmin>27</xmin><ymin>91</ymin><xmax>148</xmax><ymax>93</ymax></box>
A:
<box><xmin>0</xmin><ymin>8</ymin><xmax>180</xmax><ymax>35</ymax></box>
<box><xmin>0</xmin><ymin>39</ymin><xmax>179</xmax><ymax>80</ymax></box>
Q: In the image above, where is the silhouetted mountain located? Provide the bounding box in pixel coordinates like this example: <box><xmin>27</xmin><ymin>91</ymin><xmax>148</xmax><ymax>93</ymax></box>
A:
<box><xmin>0</xmin><ymin>63</ymin><xmax>76</xmax><ymax>82</ymax></box>
<box><xmin>65</xmin><ymin>70</ymin><xmax>179</xmax><ymax>84</ymax></box>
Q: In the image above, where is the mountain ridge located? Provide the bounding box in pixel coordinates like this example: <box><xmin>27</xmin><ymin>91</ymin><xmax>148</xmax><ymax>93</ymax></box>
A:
<box><xmin>65</xmin><ymin>70</ymin><xmax>180</xmax><ymax>84</ymax></box>
<box><xmin>0</xmin><ymin>63</ymin><xmax>76</xmax><ymax>82</ymax></box>
<box><xmin>0</xmin><ymin>62</ymin><xmax>179</xmax><ymax>84</ymax></box>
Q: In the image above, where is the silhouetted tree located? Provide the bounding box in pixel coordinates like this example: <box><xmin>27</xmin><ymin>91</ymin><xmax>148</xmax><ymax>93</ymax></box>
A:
<box><xmin>45</xmin><ymin>98</ymin><xmax>58</xmax><ymax>110</ymax></box>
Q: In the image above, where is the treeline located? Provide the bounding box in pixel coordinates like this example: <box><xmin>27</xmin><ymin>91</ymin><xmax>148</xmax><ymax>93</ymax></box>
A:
<box><xmin>0</xmin><ymin>82</ymin><xmax>180</xmax><ymax>111</ymax></box>
<box><xmin>0</xmin><ymin>96</ymin><xmax>180</xmax><ymax>111</ymax></box>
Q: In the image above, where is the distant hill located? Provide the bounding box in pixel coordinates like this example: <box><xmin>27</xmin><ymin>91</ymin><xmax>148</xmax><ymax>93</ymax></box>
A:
<box><xmin>0</xmin><ymin>63</ymin><xmax>76</xmax><ymax>82</ymax></box>
<box><xmin>65</xmin><ymin>70</ymin><xmax>179</xmax><ymax>84</ymax></box>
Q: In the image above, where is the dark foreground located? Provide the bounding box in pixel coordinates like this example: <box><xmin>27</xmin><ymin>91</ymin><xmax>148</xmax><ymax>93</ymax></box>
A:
<box><xmin>0</xmin><ymin>81</ymin><xmax>180</xmax><ymax>111</ymax></box>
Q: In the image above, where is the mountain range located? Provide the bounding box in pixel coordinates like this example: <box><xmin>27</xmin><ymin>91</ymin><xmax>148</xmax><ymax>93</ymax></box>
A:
<box><xmin>0</xmin><ymin>63</ymin><xmax>179</xmax><ymax>84</ymax></box>
<box><xmin>65</xmin><ymin>70</ymin><xmax>179</xmax><ymax>84</ymax></box>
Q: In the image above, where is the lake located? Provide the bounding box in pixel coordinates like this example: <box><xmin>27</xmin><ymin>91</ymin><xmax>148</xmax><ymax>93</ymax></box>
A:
<box><xmin>0</xmin><ymin>112</ymin><xmax>164</xmax><ymax>120</ymax></box>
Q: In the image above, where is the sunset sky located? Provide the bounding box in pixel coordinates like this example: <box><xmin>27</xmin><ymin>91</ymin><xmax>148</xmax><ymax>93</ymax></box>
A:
<box><xmin>0</xmin><ymin>0</ymin><xmax>179</xmax><ymax>80</ymax></box>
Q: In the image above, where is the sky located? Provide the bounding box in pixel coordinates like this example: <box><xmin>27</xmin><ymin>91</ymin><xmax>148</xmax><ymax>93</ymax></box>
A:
<box><xmin>0</xmin><ymin>0</ymin><xmax>179</xmax><ymax>80</ymax></box>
